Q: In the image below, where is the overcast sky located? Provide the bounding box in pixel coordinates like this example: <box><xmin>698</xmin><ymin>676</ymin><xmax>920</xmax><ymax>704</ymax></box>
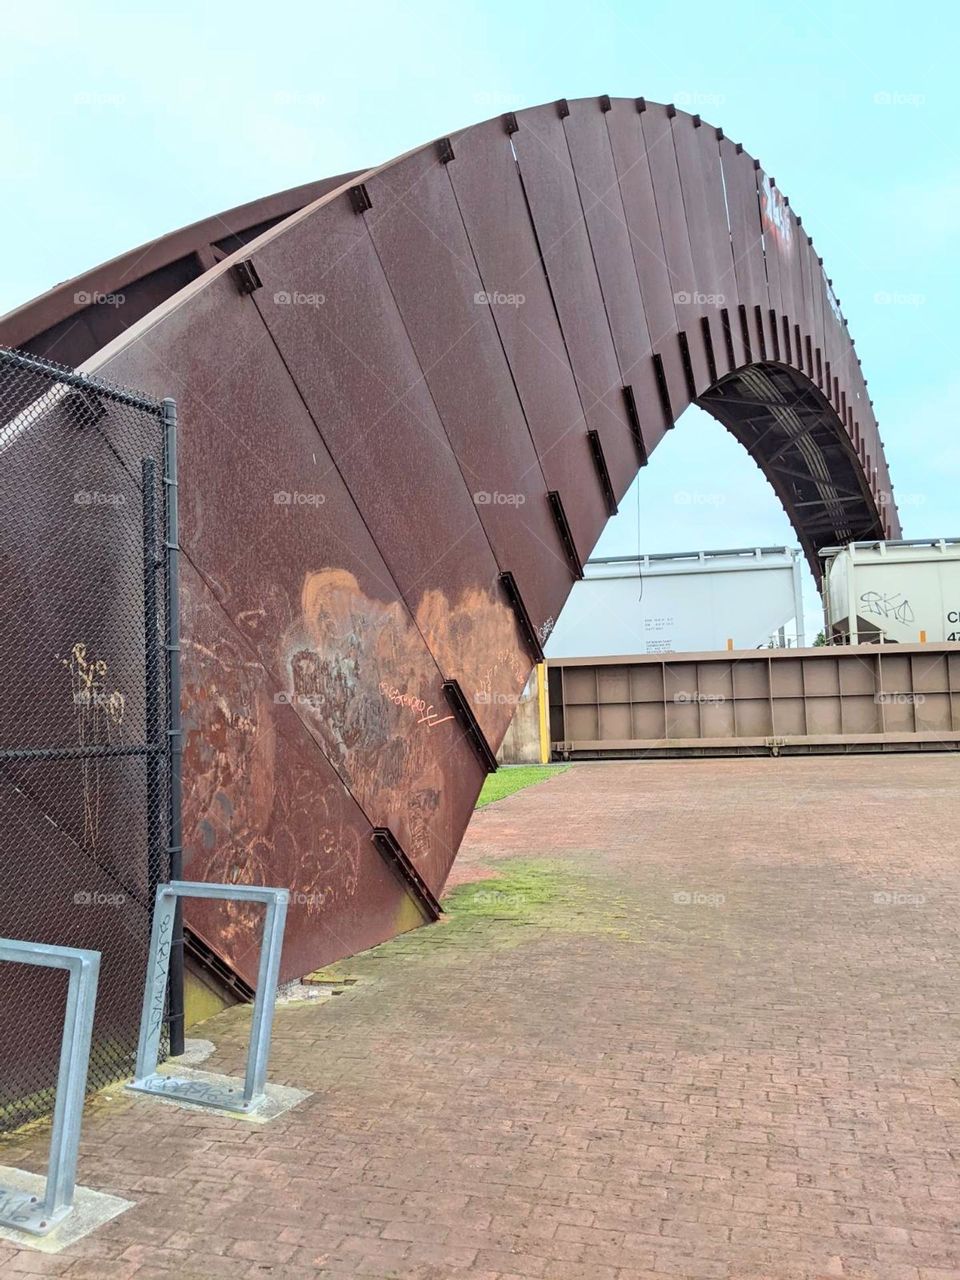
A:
<box><xmin>2</xmin><ymin>0</ymin><xmax>956</xmax><ymax>641</ymax></box>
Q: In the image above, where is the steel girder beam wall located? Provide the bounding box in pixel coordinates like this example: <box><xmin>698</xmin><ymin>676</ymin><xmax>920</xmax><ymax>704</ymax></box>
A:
<box><xmin>0</xmin><ymin>97</ymin><xmax>900</xmax><ymax>986</ymax></box>
<box><xmin>549</xmin><ymin>647</ymin><xmax>960</xmax><ymax>756</ymax></box>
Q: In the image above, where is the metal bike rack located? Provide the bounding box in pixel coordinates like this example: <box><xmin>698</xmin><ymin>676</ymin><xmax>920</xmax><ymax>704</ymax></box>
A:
<box><xmin>128</xmin><ymin>882</ymin><xmax>288</xmax><ymax>1113</ymax></box>
<box><xmin>0</xmin><ymin>940</ymin><xmax>101</xmax><ymax>1236</ymax></box>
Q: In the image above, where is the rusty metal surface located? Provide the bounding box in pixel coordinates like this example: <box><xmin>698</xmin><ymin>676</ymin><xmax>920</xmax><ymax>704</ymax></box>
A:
<box><xmin>559</xmin><ymin>99</ymin><xmax>662</xmax><ymax>458</ymax></box>
<box><xmin>1</xmin><ymin>97</ymin><xmax>900</xmax><ymax>987</ymax></box>
<box><xmin>446</xmin><ymin>119</ymin><xmax>609</xmax><ymax>565</ymax></box>
<box><xmin>96</xmin><ymin>272</ymin><xmax>489</xmax><ymax>966</ymax></box>
<box><xmin>510</xmin><ymin>104</ymin><xmax>638</xmax><ymax>504</ymax></box>
<box><xmin>673</xmin><ymin>112</ymin><xmax>745</xmax><ymax>376</ymax></box>
<box><xmin>0</xmin><ymin>173</ymin><xmax>362</xmax><ymax>367</ymax></box>
<box><xmin>248</xmin><ymin>192</ymin><xmax>529</xmax><ymax>750</ymax></box>
<box><xmin>362</xmin><ymin>147</ymin><xmax>573</xmax><ymax>635</ymax></box>
<box><xmin>175</xmin><ymin>558</ymin><xmax>426</xmax><ymax>985</ymax></box>
<box><xmin>640</xmin><ymin>103</ymin><xmax>713</xmax><ymax>390</ymax></box>
<box><xmin>718</xmin><ymin>139</ymin><xmax>770</xmax><ymax>357</ymax></box>
<box><xmin>602</xmin><ymin>99</ymin><xmax>688</xmax><ymax>436</ymax></box>
<box><xmin>782</xmin><ymin>205</ymin><xmax>808</xmax><ymax>355</ymax></box>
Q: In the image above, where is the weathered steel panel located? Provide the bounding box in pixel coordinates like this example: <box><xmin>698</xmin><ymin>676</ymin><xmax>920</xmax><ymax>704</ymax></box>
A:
<box><xmin>804</xmin><ymin>240</ymin><xmax>828</xmax><ymax>389</ymax></box>
<box><xmin>820</xmin><ymin>271</ymin><xmax>845</xmax><ymax>409</ymax></box>
<box><xmin>797</xmin><ymin>232</ymin><xmax>820</xmax><ymax>382</ymax></box>
<box><xmin>511</xmin><ymin>103</ymin><xmax>638</xmax><ymax>503</ymax></box>
<box><xmin>758</xmin><ymin>170</ymin><xmax>797</xmax><ymax>331</ymax></box>
<box><xmin>697</xmin><ymin>117</ymin><xmax>753</xmax><ymax>369</ymax></box>
<box><xmin>176</xmin><ymin>558</ymin><xmax>432</xmax><ymax>985</ymax></box>
<box><xmin>715</xmin><ymin>139</ymin><xmax>769</xmax><ymax>359</ymax></box>
<box><xmin>96</xmin><ymin>272</ymin><xmax>489</xmax><ymax>966</ymax></box>
<box><xmin>640</xmin><ymin>104</ymin><xmax>716</xmax><ymax>387</ymax></box>
<box><xmin>560</xmin><ymin>98</ymin><xmax>665</xmax><ymax>454</ymax></box>
<box><xmin>444</xmin><ymin>118</ymin><xmax>608</xmax><ymax>573</ymax></box>
<box><xmin>0</xmin><ymin>173</ymin><xmax>363</xmax><ymax>366</ymax></box>
<box><xmin>362</xmin><ymin>146</ymin><xmax>574</xmax><ymax>635</ymax></box>
<box><xmin>671</xmin><ymin>114</ymin><xmax>724</xmax><ymax>303</ymax></box>
<box><xmin>12</xmin><ymin>312</ymin><xmax>100</xmax><ymax>371</ymax></box>
<box><xmin>640</xmin><ymin>105</ymin><xmax>697</xmax><ymax>315</ymax></box>
<box><xmin>247</xmin><ymin>194</ymin><xmax>531</xmax><ymax>749</ymax></box>
<box><xmin>672</xmin><ymin>112</ymin><xmax>746</xmax><ymax>374</ymax></box>
<box><xmin>603</xmin><ymin>99</ymin><xmax>688</xmax><ymax>427</ymax></box>
<box><xmin>782</xmin><ymin>206</ymin><xmax>809</xmax><ymax>361</ymax></box>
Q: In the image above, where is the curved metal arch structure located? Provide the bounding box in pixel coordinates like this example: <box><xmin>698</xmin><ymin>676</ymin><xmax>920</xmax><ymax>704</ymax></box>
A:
<box><xmin>2</xmin><ymin>97</ymin><xmax>900</xmax><ymax>983</ymax></box>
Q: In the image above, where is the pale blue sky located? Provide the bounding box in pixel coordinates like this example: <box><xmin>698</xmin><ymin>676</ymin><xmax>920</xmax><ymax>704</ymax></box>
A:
<box><xmin>2</xmin><ymin>0</ymin><xmax>956</xmax><ymax>638</ymax></box>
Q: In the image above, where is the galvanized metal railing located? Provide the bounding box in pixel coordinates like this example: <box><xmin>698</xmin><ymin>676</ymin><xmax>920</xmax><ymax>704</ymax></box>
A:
<box><xmin>0</xmin><ymin>940</ymin><xmax>100</xmax><ymax>1234</ymax></box>
<box><xmin>129</xmin><ymin>883</ymin><xmax>288</xmax><ymax>1114</ymax></box>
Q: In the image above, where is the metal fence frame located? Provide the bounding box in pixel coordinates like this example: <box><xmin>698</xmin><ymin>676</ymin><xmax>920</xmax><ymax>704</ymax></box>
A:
<box><xmin>0</xmin><ymin>940</ymin><xmax>100</xmax><ymax>1235</ymax></box>
<box><xmin>0</xmin><ymin>347</ymin><xmax>183</xmax><ymax>1133</ymax></box>
<box><xmin>129</xmin><ymin>882</ymin><xmax>288</xmax><ymax>1113</ymax></box>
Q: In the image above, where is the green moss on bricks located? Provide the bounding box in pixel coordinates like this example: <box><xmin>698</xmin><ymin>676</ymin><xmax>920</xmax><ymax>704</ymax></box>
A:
<box><xmin>320</xmin><ymin>854</ymin><xmax>680</xmax><ymax>983</ymax></box>
<box><xmin>442</xmin><ymin>858</ymin><xmax>641</xmax><ymax>940</ymax></box>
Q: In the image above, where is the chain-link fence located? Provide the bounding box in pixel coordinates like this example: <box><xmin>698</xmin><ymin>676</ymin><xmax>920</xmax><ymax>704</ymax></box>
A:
<box><xmin>0</xmin><ymin>346</ymin><xmax>180</xmax><ymax>1131</ymax></box>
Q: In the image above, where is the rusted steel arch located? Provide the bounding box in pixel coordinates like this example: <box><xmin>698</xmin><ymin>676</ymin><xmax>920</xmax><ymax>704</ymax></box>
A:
<box><xmin>0</xmin><ymin>170</ymin><xmax>362</xmax><ymax>370</ymax></box>
<box><xmin>2</xmin><ymin>97</ymin><xmax>899</xmax><ymax>984</ymax></box>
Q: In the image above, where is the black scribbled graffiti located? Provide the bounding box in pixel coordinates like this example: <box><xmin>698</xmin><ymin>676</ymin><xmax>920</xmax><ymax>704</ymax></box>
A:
<box><xmin>147</xmin><ymin>913</ymin><xmax>173</xmax><ymax>1039</ymax></box>
<box><xmin>860</xmin><ymin>590</ymin><xmax>915</xmax><ymax>625</ymax></box>
<box><xmin>0</xmin><ymin>1188</ymin><xmax>36</xmax><ymax>1224</ymax></box>
<box><xmin>146</xmin><ymin>1076</ymin><xmax>236</xmax><ymax>1104</ymax></box>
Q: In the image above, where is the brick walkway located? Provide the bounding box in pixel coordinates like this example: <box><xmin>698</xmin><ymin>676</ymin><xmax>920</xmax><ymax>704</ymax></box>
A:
<box><xmin>3</xmin><ymin>755</ymin><xmax>960</xmax><ymax>1279</ymax></box>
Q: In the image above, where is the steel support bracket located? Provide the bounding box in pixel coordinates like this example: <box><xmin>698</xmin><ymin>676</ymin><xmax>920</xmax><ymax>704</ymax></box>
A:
<box><xmin>652</xmin><ymin>353</ymin><xmax>674</xmax><ymax>427</ymax></box>
<box><xmin>720</xmin><ymin>309</ymin><xmax>737</xmax><ymax>370</ymax></box>
<box><xmin>547</xmin><ymin>491</ymin><xmax>584</xmax><ymax>579</ymax></box>
<box><xmin>372</xmin><ymin>828</ymin><xmax>443</xmax><ymax>921</ymax></box>
<box><xmin>232</xmin><ymin>259</ymin><xmax>262</xmax><ymax>295</ymax></box>
<box><xmin>677</xmin><ymin>331</ymin><xmax>697</xmax><ymax>400</ymax></box>
<box><xmin>621</xmin><ymin>386</ymin><xmax>648</xmax><ymax>468</ymax></box>
<box><xmin>128</xmin><ymin>882</ymin><xmax>288</xmax><ymax>1114</ymax></box>
<box><xmin>499</xmin><ymin>571</ymin><xmax>545</xmax><ymax>663</ymax></box>
<box><xmin>700</xmin><ymin>316</ymin><xmax>719</xmax><ymax>383</ymax></box>
<box><xmin>0</xmin><ymin>940</ymin><xmax>101</xmax><ymax>1236</ymax></box>
<box><xmin>586</xmin><ymin>430</ymin><xmax>618</xmax><ymax>516</ymax></box>
<box><xmin>442</xmin><ymin>678</ymin><xmax>498</xmax><ymax>773</ymax></box>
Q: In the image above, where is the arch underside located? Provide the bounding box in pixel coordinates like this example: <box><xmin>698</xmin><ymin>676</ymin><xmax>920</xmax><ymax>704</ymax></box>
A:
<box><xmin>700</xmin><ymin>363</ymin><xmax>889</xmax><ymax>579</ymax></box>
<box><xmin>1</xmin><ymin>98</ymin><xmax>900</xmax><ymax>984</ymax></box>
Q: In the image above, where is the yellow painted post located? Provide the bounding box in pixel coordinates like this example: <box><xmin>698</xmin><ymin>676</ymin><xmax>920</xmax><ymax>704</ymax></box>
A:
<box><xmin>536</xmin><ymin>663</ymin><xmax>550</xmax><ymax>763</ymax></box>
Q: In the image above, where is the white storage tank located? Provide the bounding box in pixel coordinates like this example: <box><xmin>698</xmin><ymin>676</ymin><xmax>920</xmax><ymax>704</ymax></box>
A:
<box><xmin>821</xmin><ymin>539</ymin><xmax>960</xmax><ymax>644</ymax></box>
<box><xmin>546</xmin><ymin>546</ymin><xmax>806</xmax><ymax>657</ymax></box>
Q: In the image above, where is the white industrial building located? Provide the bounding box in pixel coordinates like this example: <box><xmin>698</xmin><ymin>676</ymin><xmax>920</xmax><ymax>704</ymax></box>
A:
<box><xmin>545</xmin><ymin>546</ymin><xmax>806</xmax><ymax>659</ymax></box>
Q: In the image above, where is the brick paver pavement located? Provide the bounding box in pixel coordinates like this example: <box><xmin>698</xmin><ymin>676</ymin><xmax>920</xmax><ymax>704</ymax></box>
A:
<box><xmin>2</xmin><ymin>755</ymin><xmax>960</xmax><ymax>1279</ymax></box>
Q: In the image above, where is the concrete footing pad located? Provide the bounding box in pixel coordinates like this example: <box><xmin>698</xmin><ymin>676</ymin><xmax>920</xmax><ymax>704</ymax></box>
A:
<box><xmin>0</xmin><ymin>1165</ymin><xmax>132</xmax><ymax>1252</ymax></box>
<box><xmin>126</xmin><ymin>1064</ymin><xmax>311</xmax><ymax>1122</ymax></box>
